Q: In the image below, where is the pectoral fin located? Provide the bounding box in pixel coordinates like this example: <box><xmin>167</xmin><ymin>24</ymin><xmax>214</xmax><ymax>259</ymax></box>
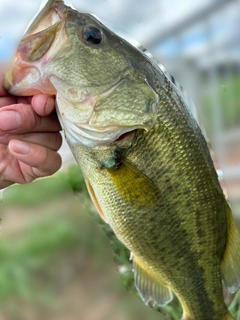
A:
<box><xmin>221</xmin><ymin>201</ymin><xmax>240</xmax><ymax>293</ymax></box>
<box><xmin>132</xmin><ymin>255</ymin><xmax>173</xmax><ymax>307</ymax></box>
<box><xmin>85</xmin><ymin>178</ymin><xmax>109</xmax><ymax>223</ymax></box>
<box><xmin>107</xmin><ymin>160</ymin><xmax>159</xmax><ymax>207</ymax></box>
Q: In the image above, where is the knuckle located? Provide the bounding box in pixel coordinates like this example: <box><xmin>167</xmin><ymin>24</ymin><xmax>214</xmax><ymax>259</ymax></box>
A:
<box><xmin>20</xmin><ymin>104</ymin><xmax>42</xmax><ymax>130</ymax></box>
<box><xmin>48</xmin><ymin>132</ymin><xmax>62</xmax><ymax>151</ymax></box>
<box><xmin>54</xmin><ymin>132</ymin><xmax>63</xmax><ymax>150</ymax></box>
<box><xmin>39</xmin><ymin>148</ymin><xmax>62</xmax><ymax>175</ymax></box>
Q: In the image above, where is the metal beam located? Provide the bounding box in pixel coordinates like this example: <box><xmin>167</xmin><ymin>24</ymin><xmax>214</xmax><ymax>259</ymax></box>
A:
<box><xmin>144</xmin><ymin>0</ymin><xmax>236</xmax><ymax>48</ymax></box>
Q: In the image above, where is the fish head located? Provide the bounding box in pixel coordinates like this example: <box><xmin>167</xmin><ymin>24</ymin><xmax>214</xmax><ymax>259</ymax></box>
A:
<box><xmin>5</xmin><ymin>0</ymin><xmax>159</xmax><ymax>148</ymax></box>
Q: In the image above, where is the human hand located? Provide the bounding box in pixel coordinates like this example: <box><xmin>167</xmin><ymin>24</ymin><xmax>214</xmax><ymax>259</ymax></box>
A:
<box><xmin>0</xmin><ymin>73</ymin><xmax>62</xmax><ymax>189</ymax></box>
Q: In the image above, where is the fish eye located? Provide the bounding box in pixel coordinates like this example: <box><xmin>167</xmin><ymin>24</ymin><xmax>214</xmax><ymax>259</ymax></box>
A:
<box><xmin>82</xmin><ymin>26</ymin><xmax>103</xmax><ymax>45</ymax></box>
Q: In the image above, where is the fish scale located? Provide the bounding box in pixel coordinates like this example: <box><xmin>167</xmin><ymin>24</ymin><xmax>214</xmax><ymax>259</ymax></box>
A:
<box><xmin>5</xmin><ymin>0</ymin><xmax>240</xmax><ymax>319</ymax></box>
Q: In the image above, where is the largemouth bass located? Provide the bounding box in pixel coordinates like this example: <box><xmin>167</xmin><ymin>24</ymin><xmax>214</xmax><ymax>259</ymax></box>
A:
<box><xmin>5</xmin><ymin>0</ymin><xmax>240</xmax><ymax>319</ymax></box>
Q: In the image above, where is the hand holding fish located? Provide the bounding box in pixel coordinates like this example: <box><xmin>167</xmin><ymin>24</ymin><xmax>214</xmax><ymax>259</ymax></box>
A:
<box><xmin>0</xmin><ymin>73</ymin><xmax>62</xmax><ymax>189</ymax></box>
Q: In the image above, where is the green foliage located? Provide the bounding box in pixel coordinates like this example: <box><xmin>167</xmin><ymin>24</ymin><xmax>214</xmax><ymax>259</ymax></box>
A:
<box><xmin>3</xmin><ymin>177</ymin><xmax>70</xmax><ymax>206</ymax></box>
<box><xmin>3</xmin><ymin>165</ymin><xmax>87</xmax><ymax>206</ymax></box>
<box><xmin>201</xmin><ymin>75</ymin><xmax>240</xmax><ymax>136</ymax></box>
<box><xmin>1</xmin><ymin>165</ymin><xmax>102</xmax><ymax>305</ymax></box>
<box><xmin>229</xmin><ymin>289</ymin><xmax>240</xmax><ymax>319</ymax></box>
<box><xmin>0</xmin><ymin>209</ymin><xmax>102</xmax><ymax>304</ymax></box>
<box><xmin>57</xmin><ymin>165</ymin><xmax>87</xmax><ymax>193</ymax></box>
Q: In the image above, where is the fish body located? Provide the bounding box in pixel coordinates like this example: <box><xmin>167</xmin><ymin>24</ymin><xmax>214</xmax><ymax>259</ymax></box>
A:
<box><xmin>5</xmin><ymin>1</ymin><xmax>240</xmax><ymax>319</ymax></box>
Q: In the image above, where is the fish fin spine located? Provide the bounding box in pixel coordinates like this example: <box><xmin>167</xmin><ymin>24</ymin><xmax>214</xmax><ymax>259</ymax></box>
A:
<box><xmin>132</xmin><ymin>255</ymin><xmax>173</xmax><ymax>307</ymax></box>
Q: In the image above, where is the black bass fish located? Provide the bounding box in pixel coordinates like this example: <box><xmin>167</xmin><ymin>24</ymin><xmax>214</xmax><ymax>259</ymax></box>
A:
<box><xmin>5</xmin><ymin>0</ymin><xmax>240</xmax><ymax>319</ymax></box>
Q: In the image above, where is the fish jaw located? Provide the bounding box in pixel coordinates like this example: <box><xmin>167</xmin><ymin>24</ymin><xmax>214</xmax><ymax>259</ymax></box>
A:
<box><xmin>4</xmin><ymin>0</ymin><xmax>71</xmax><ymax>96</ymax></box>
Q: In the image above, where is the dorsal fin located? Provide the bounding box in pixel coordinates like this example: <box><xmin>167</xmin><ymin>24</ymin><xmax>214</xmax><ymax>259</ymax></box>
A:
<box><xmin>132</xmin><ymin>255</ymin><xmax>173</xmax><ymax>307</ymax></box>
<box><xmin>221</xmin><ymin>201</ymin><xmax>240</xmax><ymax>293</ymax></box>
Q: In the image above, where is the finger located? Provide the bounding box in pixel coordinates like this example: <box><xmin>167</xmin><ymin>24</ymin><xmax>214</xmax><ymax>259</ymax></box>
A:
<box><xmin>16</xmin><ymin>96</ymin><xmax>32</xmax><ymax>104</ymax></box>
<box><xmin>0</xmin><ymin>94</ymin><xmax>53</xmax><ymax>112</ymax></box>
<box><xmin>8</xmin><ymin>139</ymin><xmax>62</xmax><ymax>181</ymax></box>
<box><xmin>0</xmin><ymin>73</ymin><xmax>9</xmax><ymax>96</ymax></box>
<box><xmin>0</xmin><ymin>72</ymin><xmax>31</xmax><ymax>106</ymax></box>
<box><xmin>0</xmin><ymin>104</ymin><xmax>61</xmax><ymax>133</ymax></box>
<box><xmin>0</xmin><ymin>96</ymin><xmax>17</xmax><ymax>108</ymax></box>
<box><xmin>0</xmin><ymin>96</ymin><xmax>33</xmax><ymax>108</ymax></box>
<box><xmin>0</xmin><ymin>132</ymin><xmax>62</xmax><ymax>151</ymax></box>
<box><xmin>31</xmin><ymin>94</ymin><xmax>55</xmax><ymax>116</ymax></box>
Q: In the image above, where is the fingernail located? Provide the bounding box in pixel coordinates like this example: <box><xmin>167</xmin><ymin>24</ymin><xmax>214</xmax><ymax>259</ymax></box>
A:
<box><xmin>0</xmin><ymin>111</ymin><xmax>22</xmax><ymax>131</ymax></box>
<box><xmin>45</xmin><ymin>97</ymin><xmax>54</xmax><ymax>115</ymax></box>
<box><xmin>10</xmin><ymin>140</ymin><xmax>30</xmax><ymax>154</ymax></box>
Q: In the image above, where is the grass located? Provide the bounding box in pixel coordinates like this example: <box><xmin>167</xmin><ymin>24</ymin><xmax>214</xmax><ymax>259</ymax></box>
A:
<box><xmin>1</xmin><ymin>197</ymin><xmax>103</xmax><ymax>304</ymax></box>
